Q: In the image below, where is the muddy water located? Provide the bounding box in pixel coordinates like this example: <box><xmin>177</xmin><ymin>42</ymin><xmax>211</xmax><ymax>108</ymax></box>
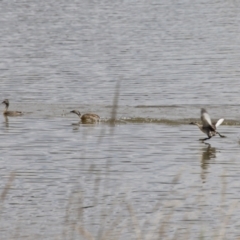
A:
<box><xmin>1</xmin><ymin>0</ymin><xmax>240</xmax><ymax>239</ymax></box>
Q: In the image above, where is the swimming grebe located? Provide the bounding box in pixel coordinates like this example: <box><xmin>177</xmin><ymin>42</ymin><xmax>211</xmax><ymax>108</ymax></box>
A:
<box><xmin>190</xmin><ymin>108</ymin><xmax>225</xmax><ymax>141</ymax></box>
<box><xmin>70</xmin><ymin>110</ymin><xmax>100</xmax><ymax>124</ymax></box>
<box><xmin>2</xmin><ymin>99</ymin><xmax>23</xmax><ymax>116</ymax></box>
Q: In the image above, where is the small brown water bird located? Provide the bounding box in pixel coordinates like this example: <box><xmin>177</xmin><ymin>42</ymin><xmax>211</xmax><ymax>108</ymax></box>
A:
<box><xmin>2</xmin><ymin>99</ymin><xmax>23</xmax><ymax>116</ymax></box>
<box><xmin>190</xmin><ymin>108</ymin><xmax>225</xmax><ymax>141</ymax></box>
<box><xmin>70</xmin><ymin>110</ymin><xmax>100</xmax><ymax>124</ymax></box>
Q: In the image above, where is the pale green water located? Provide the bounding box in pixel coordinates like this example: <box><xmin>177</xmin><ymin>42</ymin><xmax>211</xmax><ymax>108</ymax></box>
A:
<box><xmin>1</xmin><ymin>0</ymin><xmax>240</xmax><ymax>239</ymax></box>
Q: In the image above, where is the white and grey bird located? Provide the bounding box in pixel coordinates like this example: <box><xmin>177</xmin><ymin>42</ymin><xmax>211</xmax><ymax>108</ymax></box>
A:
<box><xmin>190</xmin><ymin>108</ymin><xmax>225</xmax><ymax>141</ymax></box>
<box><xmin>70</xmin><ymin>110</ymin><xmax>100</xmax><ymax>124</ymax></box>
<box><xmin>2</xmin><ymin>99</ymin><xmax>23</xmax><ymax>116</ymax></box>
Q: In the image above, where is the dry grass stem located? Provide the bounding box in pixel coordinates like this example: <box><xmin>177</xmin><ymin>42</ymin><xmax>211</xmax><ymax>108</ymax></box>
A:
<box><xmin>109</xmin><ymin>79</ymin><xmax>121</xmax><ymax>127</ymax></box>
<box><xmin>78</xmin><ymin>226</ymin><xmax>95</xmax><ymax>240</ymax></box>
<box><xmin>126</xmin><ymin>202</ymin><xmax>143</xmax><ymax>240</ymax></box>
<box><xmin>0</xmin><ymin>172</ymin><xmax>15</xmax><ymax>202</ymax></box>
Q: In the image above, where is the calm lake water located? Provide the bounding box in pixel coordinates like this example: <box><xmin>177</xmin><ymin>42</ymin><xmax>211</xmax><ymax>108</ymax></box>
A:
<box><xmin>1</xmin><ymin>0</ymin><xmax>240</xmax><ymax>239</ymax></box>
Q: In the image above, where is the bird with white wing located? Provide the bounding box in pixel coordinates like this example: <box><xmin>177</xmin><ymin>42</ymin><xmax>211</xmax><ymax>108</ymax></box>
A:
<box><xmin>190</xmin><ymin>108</ymin><xmax>225</xmax><ymax>141</ymax></box>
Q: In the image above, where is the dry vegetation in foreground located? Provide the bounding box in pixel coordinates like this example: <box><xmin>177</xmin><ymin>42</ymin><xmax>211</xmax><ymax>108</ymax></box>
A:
<box><xmin>1</xmin><ymin>170</ymin><xmax>239</xmax><ymax>240</ymax></box>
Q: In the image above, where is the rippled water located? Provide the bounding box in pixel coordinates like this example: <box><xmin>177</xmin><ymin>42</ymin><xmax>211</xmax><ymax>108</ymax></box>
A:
<box><xmin>1</xmin><ymin>0</ymin><xmax>240</xmax><ymax>239</ymax></box>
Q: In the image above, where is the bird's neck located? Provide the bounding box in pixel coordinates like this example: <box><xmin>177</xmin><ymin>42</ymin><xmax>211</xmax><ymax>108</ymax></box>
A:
<box><xmin>4</xmin><ymin>104</ymin><xmax>9</xmax><ymax>113</ymax></box>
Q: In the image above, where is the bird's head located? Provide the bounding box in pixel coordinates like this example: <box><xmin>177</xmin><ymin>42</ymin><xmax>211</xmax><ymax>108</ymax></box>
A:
<box><xmin>70</xmin><ymin>110</ymin><xmax>81</xmax><ymax>116</ymax></box>
<box><xmin>2</xmin><ymin>99</ymin><xmax>9</xmax><ymax>107</ymax></box>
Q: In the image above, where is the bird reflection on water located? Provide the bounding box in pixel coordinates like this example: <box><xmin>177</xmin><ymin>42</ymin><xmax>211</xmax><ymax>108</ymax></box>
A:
<box><xmin>200</xmin><ymin>143</ymin><xmax>217</xmax><ymax>182</ymax></box>
<box><xmin>71</xmin><ymin>121</ymin><xmax>100</xmax><ymax>131</ymax></box>
<box><xmin>3</xmin><ymin>115</ymin><xmax>9</xmax><ymax>128</ymax></box>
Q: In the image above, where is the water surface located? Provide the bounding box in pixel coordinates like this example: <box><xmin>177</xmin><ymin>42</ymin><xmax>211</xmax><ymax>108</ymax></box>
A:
<box><xmin>1</xmin><ymin>0</ymin><xmax>240</xmax><ymax>239</ymax></box>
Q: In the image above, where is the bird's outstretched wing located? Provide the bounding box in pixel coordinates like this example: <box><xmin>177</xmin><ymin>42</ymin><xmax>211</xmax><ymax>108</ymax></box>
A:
<box><xmin>201</xmin><ymin>108</ymin><xmax>215</xmax><ymax>130</ymax></box>
<box><xmin>215</xmin><ymin>118</ymin><xmax>224</xmax><ymax>128</ymax></box>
